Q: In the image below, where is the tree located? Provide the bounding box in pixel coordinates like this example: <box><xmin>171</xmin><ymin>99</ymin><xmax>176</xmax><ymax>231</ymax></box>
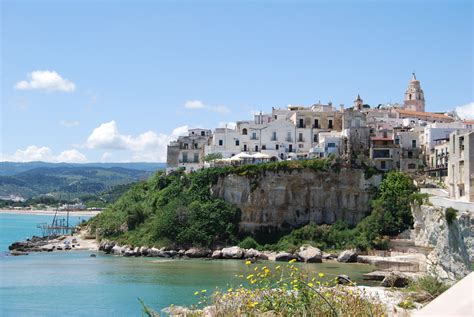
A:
<box><xmin>204</xmin><ymin>153</ymin><xmax>223</xmax><ymax>162</ymax></box>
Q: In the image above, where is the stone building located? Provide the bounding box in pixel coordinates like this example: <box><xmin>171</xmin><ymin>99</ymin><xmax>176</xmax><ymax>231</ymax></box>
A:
<box><xmin>395</xmin><ymin>128</ymin><xmax>424</xmax><ymax>172</ymax></box>
<box><xmin>404</xmin><ymin>73</ymin><xmax>425</xmax><ymax>112</ymax></box>
<box><xmin>448</xmin><ymin>131</ymin><xmax>474</xmax><ymax>202</ymax></box>
<box><xmin>166</xmin><ymin>128</ymin><xmax>212</xmax><ymax>172</ymax></box>
<box><xmin>427</xmin><ymin>137</ymin><xmax>449</xmax><ymax>179</ymax></box>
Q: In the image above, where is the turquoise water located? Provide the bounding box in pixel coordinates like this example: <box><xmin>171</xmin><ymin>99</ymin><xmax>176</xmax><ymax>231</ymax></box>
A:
<box><xmin>0</xmin><ymin>214</ymin><xmax>375</xmax><ymax>316</ymax></box>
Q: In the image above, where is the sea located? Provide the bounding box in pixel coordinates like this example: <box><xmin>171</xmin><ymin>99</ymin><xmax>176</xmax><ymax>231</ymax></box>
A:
<box><xmin>0</xmin><ymin>213</ymin><xmax>375</xmax><ymax>316</ymax></box>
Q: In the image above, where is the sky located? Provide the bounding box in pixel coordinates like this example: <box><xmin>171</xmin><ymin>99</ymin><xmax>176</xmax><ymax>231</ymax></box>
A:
<box><xmin>1</xmin><ymin>0</ymin><xmax>473</xmax><ymax>163</ymax></box>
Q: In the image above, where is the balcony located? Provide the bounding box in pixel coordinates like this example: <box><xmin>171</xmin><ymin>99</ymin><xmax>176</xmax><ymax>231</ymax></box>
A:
<box><xmin>250</xmin><ymin>136</ymin><xmax>258</xmax><ymax>140</ymax></box>
<box><xmin>297</xmin><ymin>125</ymin><xmax>306</xmax><ymax>129</ymax></box>
<box><xmin>285</xmin><ymin>137</ymin><xmax>293</xmax><ymax>142</ymax></box>
<box><xmin>271</xmin><ymin>137</ymin><xmax>278</xmax><ymax>141</ymax></box>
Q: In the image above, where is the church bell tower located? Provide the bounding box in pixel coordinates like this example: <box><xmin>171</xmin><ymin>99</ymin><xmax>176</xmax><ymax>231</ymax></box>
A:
<box><xmin>404</xmin><ymin>73</ymin><xmax>425</xmax><ymax>112</ymax></box>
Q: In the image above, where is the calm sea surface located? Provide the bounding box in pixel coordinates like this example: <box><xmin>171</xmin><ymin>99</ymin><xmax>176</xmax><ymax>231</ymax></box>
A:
<box><xmin>0</xmin><ymin>213</ymin><xmax>375</xmax><ymax>316</ymax></box>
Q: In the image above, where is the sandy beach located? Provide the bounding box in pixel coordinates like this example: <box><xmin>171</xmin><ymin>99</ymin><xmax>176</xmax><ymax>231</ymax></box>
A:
<box><xmin>0</xmin><ymin>209</ymin><xmax>101</xmax><ymax>217</ymax></box>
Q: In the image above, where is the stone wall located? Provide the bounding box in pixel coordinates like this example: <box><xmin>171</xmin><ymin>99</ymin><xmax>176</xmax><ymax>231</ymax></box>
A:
<box><xmin>211</xmin><ymin>168</ymin><xmax>382</xmax><ymax>233</ymax></box>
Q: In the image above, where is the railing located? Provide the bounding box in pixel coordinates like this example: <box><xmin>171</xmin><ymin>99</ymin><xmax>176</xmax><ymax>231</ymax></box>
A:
<box><xmin>285</xmin><ymin>137</ymin><xmax>293</xmax><ymax>142</ymax></box>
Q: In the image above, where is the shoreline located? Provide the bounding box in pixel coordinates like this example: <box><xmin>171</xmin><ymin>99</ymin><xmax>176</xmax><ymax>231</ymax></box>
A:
<box><xmin>0</xmin><ymin>209</ymin><xmax>101</xmax><ymax>217</ymax></box>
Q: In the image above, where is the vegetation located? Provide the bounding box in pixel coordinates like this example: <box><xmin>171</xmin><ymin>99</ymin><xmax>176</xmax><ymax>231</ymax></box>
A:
<box><xmin>204</xmin><ymin>153</ymin><xmax>223</xmax><ymax>162</ymax></box>
<box><xmin>0</xmin><ymin>165</ymin><xmax>156</xmax><ymax>200</ymax></box>
<box><xmin>143</xmin><ymin>260</ymin><xmax>386</xmax><ymax>316</ymax></box>
<box><xmin>88</xmin><ymin>161</ymin><xmax>418</xmax><ymax>251</ymax></box>
<box><xmin>445</xmin><ymin>207</ymin><xmax>458</xmax><ymax>225</ymax></box>
<box><xmin>405</xmin><ymin>275</ymin><xmax>449</xmax><ymax>305</ymax></box>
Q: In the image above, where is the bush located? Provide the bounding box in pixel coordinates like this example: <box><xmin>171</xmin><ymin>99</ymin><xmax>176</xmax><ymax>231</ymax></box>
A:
<box><xmin>407</xmin><ymin>275</ymin><xmax>449</xmax><ymax>304</ymax></box>
<box><xmin>238</xmin><ymin>237</ymin><xmax>262</xmax><ymax>250</ymax></box>
<box><xmin>445</xmin><ymin>207</ymin><xmax>458</xmax><ymax>225</ymax></box>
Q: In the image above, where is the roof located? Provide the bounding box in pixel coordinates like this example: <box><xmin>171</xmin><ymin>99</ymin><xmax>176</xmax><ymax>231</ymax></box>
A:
<box><xmin>395</xmin><ymin>109</ymin><xmax>453</xmax><ymax>120</ymax></box>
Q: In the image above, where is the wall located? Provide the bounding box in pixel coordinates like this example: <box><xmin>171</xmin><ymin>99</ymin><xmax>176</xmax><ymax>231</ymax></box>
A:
<box><xmin>211</xmin><ymin>168</ymin><xmax>381</xmax><ymax>233</ymax></box>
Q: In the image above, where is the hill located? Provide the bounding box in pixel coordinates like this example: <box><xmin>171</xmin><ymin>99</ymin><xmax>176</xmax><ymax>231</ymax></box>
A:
<box><xmin>0</xmin><ymin>164</ymin><xmax>165</xmax><ymax>200</ymax></box>
<box><xmin>0</xmin><ymin>161</ymin><xmax>166</xmax><ymax>176</ymax></box>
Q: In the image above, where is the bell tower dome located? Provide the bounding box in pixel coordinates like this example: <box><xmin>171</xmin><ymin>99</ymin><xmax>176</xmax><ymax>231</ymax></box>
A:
<box><xmin>353</xmin><ymin>94</ymin><xmax>363</xmax><ymax>111</ymax></box>
<box><xmin>404</xmin><ymin>72</ymin><xmax>425</xmax><ymax>112</ymax></box>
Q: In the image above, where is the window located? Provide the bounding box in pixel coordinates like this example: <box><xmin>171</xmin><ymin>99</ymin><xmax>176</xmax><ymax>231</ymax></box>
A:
<box><xmin>182</xmin><ymin>153</ymin><xmax>188</xmax><ymax>163</ymax></box>
<box><xmin>299</xmin><ymin>144</ymin><xmax>304</xmax><ymax>148</ymax></box>
<box><xmin>381</xmin><ymin>160</ymin><xmax>386</xmax><ymax>170</ymax></box>
<box><xmin>411</xmin><ymin>140</ymin><xmax>417</xmax><ymax>148</ymax></box>
<box><xmin>271</xmin><ymin>131</ymin><xmax>277</xmax><ymax>141</ymax></box>
<box><xmin>201</xmin><ymin>131</ymin><xmax>205</xmax><ymax>136</ymax></box>
<box><xmin>395</xmin><ymin>138</ymin><xmax>400</xmax><ymax>145</ymax></box>
<box><xmin>218</xmin><ymin>140</ymin><xmax>223</xmax><ymax>146</ymax></box>
<box><xmin>242</xmin><ymin>128</ymin><xmax>248</xmax><ymax>135</ymax></box>
<box><xmin>276</xmin><ymin>144</ymin><xmax>279</xmax><ymax>150</ymax></box>
<box><xmin>262</xmin><ymin>145</ymin><xmax>266</xmax><ymax>150</ymax></box>
<box><xmin>328</xmin><ymin>119</ymin><xmax>333</xmax><ymax>129</ymax></box>
<box><xmin>313</xmin><ymin>134</ymin><xmax>318</xmax><ymax>142</ymax></box>
<box><xmin>299</xmin><ymin>119</ymin><xmax>304</xmax><ymax>128</ymax></box>
<box><xmin>193</xmin><ymin>153</ymin><xmax>199</xmax><ymax>163</ymax></box>
<box><xmin>235</xmin><ymin>140</ymin><xmax>240</xmax><ymax>146</ymax></box>
<box><xmin>298</xmin><ymin>133</ymin><xmax>303</xmax><ymax>142</ymax></box>
<box><xmin>251</xmin><ymin>132</ymin><xmax>257</xmax><ymax>140</ymax></box>
<box><xmin>314</xmin><ymin>119</ymin><xmax>319</xmax><ymax>129</ymax></box>
<box><xmin>286</xmin><ymin>132</ymin><xmax>292</xmax><ymax>142</ymax></box>
<box><xmin>243</xmin><ymin>144</ymin><xmax>247</xmax><ymax>151</ymax></box>
<box><xmin>255</xmin><ymin>145</ymin><xmax>259</xmax><ymax>152</ymax></box>
<box><xmin>289</xmin><ymin>144</ymin><xmax>293</xmax><ymax>152</ymax></box>
<box><xmin>408</xmin><ymin>151</ymin><xmax>413</xmax><ymax>158</ymax></box>
<box><xmin>327</xmin><ymin>143</ymin><xmax>335</xmax><ymax>148</ymax></box>
<box><xmin>408</xmin><ymin>163</ymin><xmax>416</xmax><ymax>169</ymax></box>
<box><xmin>383</xmin><ymin>131</ymin><xmax>388</xmax><ymax>138</ymax></box>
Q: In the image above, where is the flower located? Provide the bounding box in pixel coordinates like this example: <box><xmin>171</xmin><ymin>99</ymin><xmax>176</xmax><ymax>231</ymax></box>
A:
<box><xmin>227</xmin><ymin>288</ymin><xmax>233</xmax><ymax>292</ymax></box>
<box><xmin>308</xmin><ymin>282</ymin><xmax>314</xmax><ymax>287</ymax></box>
<box><xmin>318</xmin><ymin>273</ymin><xmax>325</xmax><ymax>278</ymax></box>
<box><xmin>289</xmin><ymin>259</ymin><xmax>297</xmax><ymax>263</ymax></box>
<box><xmin>201</xmin><ymin>289</ymin><xmax>207</xmax><ymax>293</ymax></box>
<box><xmin>245</xmin><ymin>260</ymin><xmax>252</xmax><ymax>265</ymax></box>
<box><xmin>194</xmin><ymin>291</ymin><xmax>199</xmax><ymax>295</ymax></box>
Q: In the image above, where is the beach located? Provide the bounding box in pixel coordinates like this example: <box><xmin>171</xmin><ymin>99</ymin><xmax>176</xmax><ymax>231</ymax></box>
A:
<box><xmin>0</xmin><ymin>209</ymin><xmax>101</xmax><ymax>217</ymax></box>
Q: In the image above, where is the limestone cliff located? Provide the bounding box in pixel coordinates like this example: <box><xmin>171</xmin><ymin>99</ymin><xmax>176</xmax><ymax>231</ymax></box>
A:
<box><xmin>411</xmin><ymin>204</ymin><xmax>471</xmax><ymax>283</ymax></box>
<box><xmin>211</xmin><ymin>168</ymin><xmax>382</xmax><ymax>233</ymax></box>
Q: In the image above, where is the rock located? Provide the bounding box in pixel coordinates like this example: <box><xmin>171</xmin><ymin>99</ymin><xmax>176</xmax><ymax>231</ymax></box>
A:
<box><xmin>297</xmin><ymin>245</ymin><xmax>322</xmax><ymax>263</ymax></box>
<box><xmin>139</xmin><ymin>246</ymin><xmax>149</xmax><ymax>256</ymax></box>
<box><xmin>337</xmin><ymin>250</ymin><xmax>358</xmax><ymax>263</ymax></box>
<box><xmin>380</xmin><ymin>271</ymin><xmax>409</xmax><ymax>288</ymax></box>
<box><xmin>111</xmin><ymin>245</ymin><xmax>124</xmax><ymax>255</ymax></box>
<box><xmin>123</xmin><ymin>247</ymin><xmax>136</xmax><ymax>257</ymax></box>
<box><xmin>90</xmin><ymin>254</ymin><xmax>97</xmax><ymax>257</ymax></box>
<box><xmin>178</xmin><ymin>249</ymin><xmax>186</xmax><ymax>256</ymax></box>
<box><xmin>322</xmin><ymin>252</ymin><xmax>338</xmax><ymax>260</ymax></box>
<box><xmin>164</xmin><ymin>250</ymin><xmax>177</xmax><ymax>257</ymax></box>
<box><xmin>185</xmin><ymin>248</ymin><xmax>211</xmax><ymax>258</ymax></box>
<box><xmin>148</xmin><ymin>247</ymin><xmax>164</xmax><ymax>257</ymax></box>
<box><xmin>275</xmin><ymin>252</ymin><xmax>297</xmax><ymax>262</ymax></box>
<box><xmin>10</xmin><ymin>250</ymin><xmax>29</xmax><ymax>256</ymax></box>
<box><xmin>222</xmin><ymin>246</ymin><xmax>244</xmax><ymax>259</ymax></box>
<box><xmin>336</xmin><ymin>274</ymin><xmax>352</xmax><ymax>285</ymax></box>
<box><xmin>211</xmin><ymin>250</ymin><xmax>223</xmax><ymax>259</ymax></box>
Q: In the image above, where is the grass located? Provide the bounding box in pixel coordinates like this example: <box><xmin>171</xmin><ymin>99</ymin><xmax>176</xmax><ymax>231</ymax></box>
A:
<box><xmin>405</xmin><ymin>275</ymin><xmax>449</xmax><ymax>305</ymax></box>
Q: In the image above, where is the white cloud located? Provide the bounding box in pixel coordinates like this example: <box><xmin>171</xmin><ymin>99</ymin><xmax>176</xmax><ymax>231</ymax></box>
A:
<box><xmin>185</xmin><ymin>100</ymin><xmax>206</xmax><ymax>109</ymax></box>
<box><xmin>184</xmin><ymin>100</ymin><xmax>230</xmax><ymax>114</ymax></box>
<box><xmin>14</xmin><ymin>70</ymin><xmax>76</xmax><ymax>92</ymax></box>
<box><xmin>0</xmin><ymin>146</ymin><xmax>87</xmax><ymax>163</ymax></box>
<box><xmin>455</xmin><ymin>102</ymin><xmax>474</xmax><ymax>120</ymax></box>
<box><xmin>84</xmin><ymin>121</ymin><xmax>189</xmax><ymax>161</ymax></box>
<box><xmin>60</xmin><ymin>120</ymin><xmax>80</xmax><ymax>127</ymax></box>
<box><xmin>56</xmin><ymin>149</ymin><xmax>87</xmax><ymax>163</ymax></box>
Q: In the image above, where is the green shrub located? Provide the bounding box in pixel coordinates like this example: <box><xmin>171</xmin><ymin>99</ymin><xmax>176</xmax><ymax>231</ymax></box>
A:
<box><xmin>238</xmin><ymin>237</ymin><xmax>262</xmax><ymax>250</ymax></box>
<box><xmin>445</xmin><ymin>207</ymin><xmax>458</xmax><ymax>225</ymax></box>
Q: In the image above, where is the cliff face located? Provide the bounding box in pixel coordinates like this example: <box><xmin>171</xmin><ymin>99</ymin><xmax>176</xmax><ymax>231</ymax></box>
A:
<box><xmin>211</xmin><ymin>168</ymin><xmax>382</xmax><ymax>233</ymax></box>
<box><xmin>411</xmin><ymin>204</ymin><xmax>471</xmax><ymax>283</ymax></box>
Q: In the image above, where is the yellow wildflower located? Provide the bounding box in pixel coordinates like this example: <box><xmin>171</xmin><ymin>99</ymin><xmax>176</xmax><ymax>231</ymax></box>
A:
<box><xmin>246</xmin><ymin>274</ymin><xmax>254</xmax><ymax>280</ymax></box>
<box><xmin>245</xmin><ymin>260</ymin><xmax>252</xmax><ymax>265</ymax></box>
<box><xmin>318</xmin><ymin>273</ymin><xmax>325</xmax><ymax>278</ymax></box>
<box><xmin>194</xmin><ymin>291</ymin><xmax>199</xmax><ymax>295</ymax></box>
<box><xmin>201</xmin><ymin>289</ymin><xmax>207</xmax><ymax>293</ymax></box>
<box><xmin>308</xmin><ymin>282</ymin><xmax>314</xmax><ymax>287</ymax></box>
<box><xmin>289</xmin><ymin>259</ymin><xmax>297</xmax><ymax>263</ymax></box>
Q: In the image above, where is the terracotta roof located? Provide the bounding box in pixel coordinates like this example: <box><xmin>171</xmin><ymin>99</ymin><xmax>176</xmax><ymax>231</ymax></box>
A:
<box><xmin>395</xmin><ymin>109</ymin><xmax>452</xmax><ymax>120</ymax></box>
<box><xmin>463</xmin><ymin>121</ymin><xmax>474</xmax><ymax>124</ymax></box>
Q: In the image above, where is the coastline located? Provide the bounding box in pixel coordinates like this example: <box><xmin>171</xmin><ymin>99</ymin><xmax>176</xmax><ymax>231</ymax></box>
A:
<box><xmin>0</xmin><ymin>209</ymin><xmax>101</xmax><ymax>217</ymax></box>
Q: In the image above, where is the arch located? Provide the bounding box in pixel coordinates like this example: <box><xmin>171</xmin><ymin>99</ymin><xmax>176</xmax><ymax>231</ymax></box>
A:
<box><xmin>242</xmin><ymin>128</ymin><xmax>248</xmax><ymax>135</ymax></box>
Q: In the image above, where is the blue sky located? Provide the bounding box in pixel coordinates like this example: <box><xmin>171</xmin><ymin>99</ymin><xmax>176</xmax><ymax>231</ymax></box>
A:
<box><xmin>1</xmin><ymin>0</ymin><xmax>472</xmax><ymax>162</ymax></box>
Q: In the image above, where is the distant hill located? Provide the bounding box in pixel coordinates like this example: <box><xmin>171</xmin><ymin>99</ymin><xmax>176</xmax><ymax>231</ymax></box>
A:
<box><xmin>0</xmin><ymin>162</ymin><xmax>166</xmax><ymax>199</ymax></box>
<box><xmin>0</xmin><ymin>161</ymin><xmax>166</xmax><ymax>176</ymax></box>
